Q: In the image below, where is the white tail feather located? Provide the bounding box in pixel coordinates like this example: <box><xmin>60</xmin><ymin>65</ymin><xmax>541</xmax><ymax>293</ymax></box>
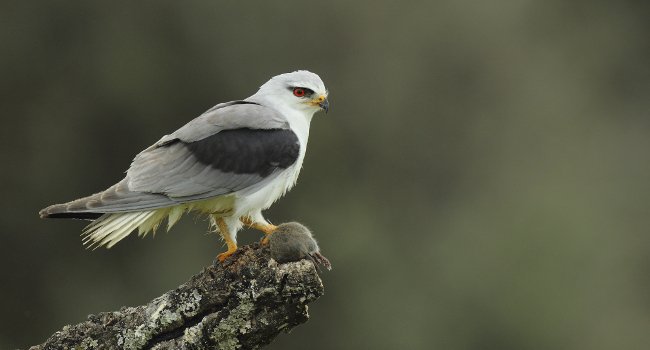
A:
<box><xmin>83</xmin><ymin>211</ymin><xmax>156</xmax><ymax>249</ymax></box>
<box><xmin>167</xmin><ymin>207</ymin><xmax>185</xmax><ymax>230</ymax></box>
<box><xmin>104</xmin><ymin>212</ymin><xmax>151</xmax><ymax>248</ymax></box>
<box><xmin>138</xmin><ymin>209</ymin><xmax>168</xmax><ymax>237</ymax></box>
<box><xmin>79</xmin><ymin>197</ymin><xmax>232</xmax><ymax>249</ymax></box>
<box><xmin>83</xmin><ymin>212</ymin><xmax>140</xmax><ymax>247</ymax></box>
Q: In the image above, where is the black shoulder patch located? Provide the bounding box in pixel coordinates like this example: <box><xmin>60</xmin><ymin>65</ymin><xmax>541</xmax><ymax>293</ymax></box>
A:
<box><xmin>185</xmin><ymin>128</ymin><xmax>300</xmax><ymax>177</ymax></box>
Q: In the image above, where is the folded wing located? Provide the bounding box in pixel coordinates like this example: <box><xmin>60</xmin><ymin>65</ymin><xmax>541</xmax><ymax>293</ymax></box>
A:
<box><xmin>40</xmin><ymin>101</ymin><xmax>300</xmax><ymax>218</ymax></box>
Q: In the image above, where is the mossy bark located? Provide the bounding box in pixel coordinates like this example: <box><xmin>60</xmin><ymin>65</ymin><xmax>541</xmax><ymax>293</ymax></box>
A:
<box><xmin>28</xmin><ymin>244</ymin><xmax>324</xmax><ymax>350</ymax></box>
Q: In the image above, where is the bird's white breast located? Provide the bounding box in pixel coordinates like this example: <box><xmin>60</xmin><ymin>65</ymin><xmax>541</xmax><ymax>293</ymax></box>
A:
<box><xmin>232</xmin><ymin>108</ymin><xmax>311</xmax><ymax>217</ymax></box>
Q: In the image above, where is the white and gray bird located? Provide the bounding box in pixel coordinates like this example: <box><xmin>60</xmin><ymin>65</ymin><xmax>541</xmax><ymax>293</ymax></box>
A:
<box><xmin>40</xmin><ymin>70</ymin><xmax>329</xmax><ymax>261</ymax></box>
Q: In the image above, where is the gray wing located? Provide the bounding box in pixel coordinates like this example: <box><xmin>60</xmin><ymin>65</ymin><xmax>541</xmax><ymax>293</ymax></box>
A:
<box><xmin>40</xmin><ymin>101</ymin><xmax>300</xmax><ymax>218</ymax></box>
<box><xmin>127</xmin><ymin>101</ymin><xmax>297</xmax><ymax>200</ymax></box>
<box><xmin>154</xmin><ymin>101</ymin><xmax>290</xmax><ymax>146</ymax></box>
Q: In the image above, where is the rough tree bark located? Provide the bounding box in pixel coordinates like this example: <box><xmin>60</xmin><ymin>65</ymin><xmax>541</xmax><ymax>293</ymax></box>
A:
<box><xmin>28</xmin><ymin>243</ymin><xmax>324</xmax><ymax>350</ymax></box>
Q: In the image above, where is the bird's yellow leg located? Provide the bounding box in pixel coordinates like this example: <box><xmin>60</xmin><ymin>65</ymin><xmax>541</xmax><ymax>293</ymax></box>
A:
<box><xmin>216</xmin><ymin>218</ymin><xmax>237</xmax><ymax>262</ymax></box>
<box><xmin>240</xmin><ymin>216</ymin><xmax>278</xmax><ymax>244</ymax></box>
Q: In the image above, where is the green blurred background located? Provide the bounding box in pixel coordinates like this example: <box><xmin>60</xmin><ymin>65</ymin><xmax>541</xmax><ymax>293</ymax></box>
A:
<box><xmin>2</xmin><ymin>0</ymin><xmax>649</xmax><ymax>349</ymax></box>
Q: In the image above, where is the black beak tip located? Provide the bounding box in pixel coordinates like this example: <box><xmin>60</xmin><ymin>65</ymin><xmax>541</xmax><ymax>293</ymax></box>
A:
<box><xmin>319</xmin><ymin>99</ymin><xmax>329</xmax><ymax>113</ymax></box>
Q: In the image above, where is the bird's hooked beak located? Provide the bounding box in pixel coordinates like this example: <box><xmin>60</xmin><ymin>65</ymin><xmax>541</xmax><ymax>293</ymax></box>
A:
<box><xmin>312</xmin><ymin>95</ymin><xmax>329</xmax><ymax>113</ymax></box>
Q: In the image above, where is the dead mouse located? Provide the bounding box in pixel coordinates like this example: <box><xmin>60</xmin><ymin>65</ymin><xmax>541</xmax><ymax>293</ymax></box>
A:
<box><xmin>268</xmin><ymin>222</ymin><xmax>331</xmax><ymax>271</ymax></box>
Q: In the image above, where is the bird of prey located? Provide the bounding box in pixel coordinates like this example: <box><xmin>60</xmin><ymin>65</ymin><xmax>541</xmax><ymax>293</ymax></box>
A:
<box><xmin>40</xmin><ymin>70</ymin><xmax>329</xmax><ymax>261</ymax></box>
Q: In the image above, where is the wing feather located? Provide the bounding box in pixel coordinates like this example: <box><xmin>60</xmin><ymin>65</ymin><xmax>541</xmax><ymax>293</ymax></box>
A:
<box><xmin>40</xmin><ymin>101</ymin><xmax>300</xmax><ymax>217</ymax></box>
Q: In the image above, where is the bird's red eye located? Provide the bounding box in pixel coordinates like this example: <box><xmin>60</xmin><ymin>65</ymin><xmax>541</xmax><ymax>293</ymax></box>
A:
<box><xmin>293</xmin><ymin>88</ymin><xmax>305</xmax><ymax>97</ymax></box>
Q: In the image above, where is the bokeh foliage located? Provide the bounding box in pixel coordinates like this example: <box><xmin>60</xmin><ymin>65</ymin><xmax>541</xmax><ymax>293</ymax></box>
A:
<box><xmin>1</xmin><ymin>1</ymin><xmax>649</xmax><ymax>349</ymax></box>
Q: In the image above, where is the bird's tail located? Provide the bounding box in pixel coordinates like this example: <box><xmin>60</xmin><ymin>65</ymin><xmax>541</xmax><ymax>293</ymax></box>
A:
<box><xmin>39</xmin><ymin>178</ymin><xmax>176</xmax><ymax>220</ymax></box>
<box><xmin>81</xmin><ymin>209</ymin><xmax>171</xmax><ymax>249</ymax></box>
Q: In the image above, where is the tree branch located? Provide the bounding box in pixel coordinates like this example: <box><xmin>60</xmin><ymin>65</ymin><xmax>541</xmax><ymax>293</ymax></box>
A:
<box><xmin>29</xmin><ymin>243</ymin><xmax>324</xmax><ymax>350</ymax></box>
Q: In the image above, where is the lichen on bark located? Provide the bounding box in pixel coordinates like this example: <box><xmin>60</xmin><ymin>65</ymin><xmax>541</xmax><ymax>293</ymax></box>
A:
<box><xmin>29</xmin><ymin>243</ymin><xmax>324</xmax><ymax>350</ymax></box>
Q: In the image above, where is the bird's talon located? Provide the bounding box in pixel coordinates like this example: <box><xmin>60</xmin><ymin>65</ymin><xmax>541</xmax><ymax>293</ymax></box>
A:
<box><xmin>259</xmin><ymin>225</ymin><xmax>278</xmax><ymax>245</ymax></box>
<box><xmin>217</xmin><ymin>249</ymin><xmax>236</xmax><ymax>262</ymax></box>
<box><xmin>261</xmin><ymin>224</ymin><xmax>279</xmax><ymax>235</ymax></box>
<box><xmin>215</xmin><ymin>217</ymin><xmax>238</xmax><ymax>263</ymax></box>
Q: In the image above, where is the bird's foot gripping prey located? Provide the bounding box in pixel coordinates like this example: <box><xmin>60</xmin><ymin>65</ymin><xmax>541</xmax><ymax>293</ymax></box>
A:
<box><xmin>240</xmin><ymin>216</ymin><xmax>278</xmax><ymax>246</ymax></box>
<box><xmin>39</xmin><ymin>70</ymin><xmax>329</xmax><ymax>263</ymax></box>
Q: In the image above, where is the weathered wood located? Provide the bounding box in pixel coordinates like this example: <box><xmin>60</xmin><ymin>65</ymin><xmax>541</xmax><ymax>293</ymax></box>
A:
<box><xmin>29</xmin><ymin>243</ymin><xmax>324</xmax><ymax>350</ymax></box>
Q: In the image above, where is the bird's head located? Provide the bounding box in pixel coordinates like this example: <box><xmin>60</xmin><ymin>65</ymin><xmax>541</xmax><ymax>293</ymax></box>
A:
<box><xmin>248</xmin><ymin>70</ymin><xmax>329</xmax><ymax>117</ymax></box>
